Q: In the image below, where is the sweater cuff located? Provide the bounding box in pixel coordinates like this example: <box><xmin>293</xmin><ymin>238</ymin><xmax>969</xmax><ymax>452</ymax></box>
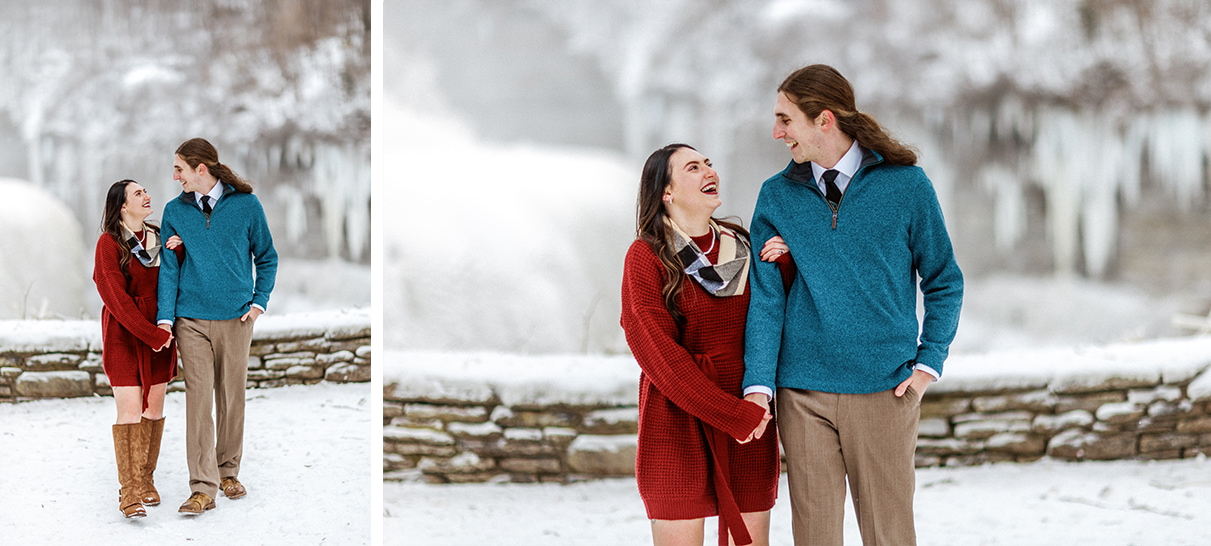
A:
<box><xmin>153</xmin><ymin>326</ymin><xmax>172</xmax><ymax>348</ymax></box>
<box><xmin>725</xmin><ymin>399</ymin><xmax>769</xmax><ymax>442</ymax></box>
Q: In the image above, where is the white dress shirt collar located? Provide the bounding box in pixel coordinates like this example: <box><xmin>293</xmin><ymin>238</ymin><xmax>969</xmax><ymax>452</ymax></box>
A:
<box><xmin>195</xmin><ymin>180</ymin><xmax>226</xmax><ymax>208</ymax></box>
<box><xmin>810</xmin><ymin>140</ymin><xmax>863</xmax><ymax>194</ymax></box>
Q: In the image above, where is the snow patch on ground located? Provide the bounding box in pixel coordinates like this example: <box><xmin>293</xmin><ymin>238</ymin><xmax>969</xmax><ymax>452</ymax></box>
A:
<box><xmin>0</xmin><ymin>383</ymin><xmax>370</xmax><ymax>544</ymax></box>
<box><xmin>385</xmin><ymin>457</ymin><xmax>1211</xmax><ymax>545</ymax></box>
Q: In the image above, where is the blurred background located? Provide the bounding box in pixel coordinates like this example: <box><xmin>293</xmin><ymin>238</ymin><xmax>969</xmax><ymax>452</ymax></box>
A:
<box><xmin>388</xmin><ymin>0</ymin><xmax>1211</xmax><ymax>355</ymax></box>
<box><xmin>0</xmin><ymin>0</ymin><xmax>370</xmax><ymax>320</ymax></box>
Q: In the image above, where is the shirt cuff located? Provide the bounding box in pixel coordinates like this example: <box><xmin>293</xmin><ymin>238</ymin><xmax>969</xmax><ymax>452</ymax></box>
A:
<box><xmin>156</xmin><ymin>319</ymin><xmax>173</xmax><ymax>326</ymax></box>
<box><xmin>252</xmin><ymin>304</ymin><xmax>266</xmax><ymax>313</ymax></box>
<box><xmin>914</xmin><ymin>364</ymin><xmax>940</xmax><ymax>381</ymax></box>
<box><xmin>743</xmin><ymin>385</ymin><xmax>774</xmax><ymax>402</ymax></box>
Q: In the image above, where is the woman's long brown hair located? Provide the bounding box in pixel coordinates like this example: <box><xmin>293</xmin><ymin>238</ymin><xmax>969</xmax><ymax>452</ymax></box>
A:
<box><xmin>636</xmin><ymin>144</ymin><xmax>748</xmax><ymax>328</ymax></box>
<box><xmin>101</xmin><ymin>179</ymin><xmax>160</xmax><ymax>282</ymax></box>
<box><xmin>778</xmin><ymin>64</ymin><xmax>918</xmax><ymax>166</ymax></box>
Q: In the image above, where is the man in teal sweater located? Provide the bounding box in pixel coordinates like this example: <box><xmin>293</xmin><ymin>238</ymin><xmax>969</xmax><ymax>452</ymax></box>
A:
<box><xmin>157</xmin><ymin>138</ymin><xmax>277</xmax><ymax>516</ymax></box>
<box><xmin>743</xmin><ymin>65</ymin><xmax>963</xmax><ymax>545</ymax></box>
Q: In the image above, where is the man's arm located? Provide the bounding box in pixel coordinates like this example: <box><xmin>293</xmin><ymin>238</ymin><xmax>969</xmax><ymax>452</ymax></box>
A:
<box><xmin>742</xmin><ymin>187</ymin><xmax>789</xmax><ymax>396</ymax></box>
<box><xmin>156</xmin><ymin>211</ymin><xmax>181</xmax><ymax>325</ymax></box>
<box><xmin>244</xmin><ymin>198</ymin><xmax>278</xmax><ymax>321</ymax></box>
<box><xmin>910</xmin><ymin>172</ymin><xmax>964</xmax><ymax>377</ymax></box>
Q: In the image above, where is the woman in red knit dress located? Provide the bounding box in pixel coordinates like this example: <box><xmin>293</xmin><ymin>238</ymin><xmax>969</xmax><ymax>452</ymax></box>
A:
<box><xmin>621</xmin><ymin>144</ymin><xmax>793</xmax><ymax>546</ymax></box>
<box><xmin>93</xmin><ymin>179</ymin><xmax>182</xmax><ymax>518</ymax></box>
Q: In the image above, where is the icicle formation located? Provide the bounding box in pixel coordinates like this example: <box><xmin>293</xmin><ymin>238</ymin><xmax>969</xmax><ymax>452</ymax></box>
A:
<box><xmin>1002</xmin><ymin>108</ymin><xmax>1207</xmax><ymax>278</ymax></box>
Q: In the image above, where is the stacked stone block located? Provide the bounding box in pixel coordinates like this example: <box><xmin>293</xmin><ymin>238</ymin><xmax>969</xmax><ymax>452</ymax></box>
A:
<box><xmin>387</xmin><ymin>354</ymin><xmax>1211</xmax><ymax>483</ymax></box>
<box><xmin>383</xmin><ymin>385</ymin><xmax>640</xmax><ymax>484</ymax></box>
<box><xmin>0</xmin><ymin>313</ymin><xmax>370</xmax><ymax>402</ymax></box>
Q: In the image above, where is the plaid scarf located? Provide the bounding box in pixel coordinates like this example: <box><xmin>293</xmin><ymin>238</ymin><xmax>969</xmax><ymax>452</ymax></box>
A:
<box><xmin>122</xmin><ymin>223</ymin><xmax>161</xmax><ymax>268</ymax></box>
<box><xmin>668</xmin><ymin>218</ymin><xmax>750</xmax><ymax>297</ymax></box>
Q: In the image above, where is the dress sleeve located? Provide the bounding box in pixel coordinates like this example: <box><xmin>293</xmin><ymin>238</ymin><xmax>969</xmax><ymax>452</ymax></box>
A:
<box><xmin>93</xmin><ymin>235</ymin><xmax>172</xmax><ymax>348</ymax></box>
<box><xmin>775</xmin><ymin>252</ymin><xmax>797</xmax><ymax>292</ymax></box>
<box><xmin>621</xmin><ymin>241</ymin><xmax>766</xmax><ymax>441</ymax></box>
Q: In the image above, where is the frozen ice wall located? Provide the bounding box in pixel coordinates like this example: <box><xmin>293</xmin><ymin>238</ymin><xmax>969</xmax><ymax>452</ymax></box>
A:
<box><xmin>0</xmin><ymin>1</ymin><xmax>370</xmax><ymax>265</ymax></box>
<box><xmin>398</xmin><ymin>0</ymin><xmax>1211</xmax><ymax>283</ymax></box>
<box><xmin>387</xmin><ymin>0</ymin><xmax>1211</xmax><ymax>352</ymax></box>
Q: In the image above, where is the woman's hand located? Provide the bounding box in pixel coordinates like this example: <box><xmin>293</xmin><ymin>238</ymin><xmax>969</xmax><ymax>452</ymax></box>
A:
<box><xmin>759</xmin><ymin>235</ymin><xmax>789</xmax><ymax>262</ymax></box>
<box><xmin>154</xmin><ymin>324</ymin><xmax>173</xmax><ymax>352</ymax></box>
<box><xmin>164</xmin><ymin>235</ymin><xmax>183</xmax><ymax>250</ymax></box>
<box><xmin>737</xmin><ymin>393</ymin><xmax>773</xmax><ymax>444</ymax></box>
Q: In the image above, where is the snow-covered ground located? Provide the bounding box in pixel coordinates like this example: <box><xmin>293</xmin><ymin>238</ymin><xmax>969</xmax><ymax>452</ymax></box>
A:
<box><xmin>0</xmin><ymin>382</ymin><xmax>371</xmax><ymax>545</ymax></box>
<box><xmin>385</xmin><ymin>457</ymin><xmax>1211</xmax><ymax>545</ymax></box>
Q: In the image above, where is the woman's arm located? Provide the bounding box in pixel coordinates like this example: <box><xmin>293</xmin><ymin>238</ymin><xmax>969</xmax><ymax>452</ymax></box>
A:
<box><xmin>93</xmin><ymin>235</ymin><xmax>172</xmax><ymax>349</ymax></box>
<box><xmin>621</xmin><ymin>241</ymin><xmax>767</xmax><ymax>441</ymax></box>
<box><xmin>759</xmin><ymin>235</ymin><xmax>797</xmax><ymax>292</ymax></box>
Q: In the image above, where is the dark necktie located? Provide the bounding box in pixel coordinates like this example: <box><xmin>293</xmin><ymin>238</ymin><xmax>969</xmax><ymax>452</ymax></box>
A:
<box><xmin>822</xmin><ymin>169</ymin><xmax>842</xmax><ymax>206</ymax></box>
<box><xmin>201</xmin><ymin>195</ymin><xmax>213</xmax><ymax>214</ymax></box>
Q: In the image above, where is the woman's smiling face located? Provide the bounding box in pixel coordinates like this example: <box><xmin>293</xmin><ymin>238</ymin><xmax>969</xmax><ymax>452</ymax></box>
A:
<box><xmin>122</xmin><ymin>182</ymin><xmax>153</xmax><ymax>221</ymax></box>
<box><xmin>663</xmin><ymin>146</ymin><xmax>722</xmax><ymax>217</ymax></box>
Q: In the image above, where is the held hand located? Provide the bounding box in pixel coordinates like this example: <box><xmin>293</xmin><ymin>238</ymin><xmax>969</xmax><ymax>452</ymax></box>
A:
<box><xmin>164</xmin><ymin>235</ymin><xmax>183</xmax><ymax>250</ymax></box>
<box><xmin>153</xmin><ymin>324</ymin><xmax>173</xmax><ymax>352</ymax></box>
<box><xmin>744</xmin><ymin>392</ymin><xmax>770</xmax><ymax>414</ymax></box>
<box><xmin>894</xmin><ymin>369</ymin><xmax>934</xmax><ymax>401</ymax></box>
<box><xmin>241</xmin><ymin>307</ymin><xmax>264</xmax><ymax>323</ymax></box>
<box><xmin>737</xmin><ymin>393</ymin><xmax>773</xmax><ymax>444</ymax></box>
<box><xmin>154</xmin><ymin>333</ymin><xmax>173</xmax><ymax>352</ymax></box>
<box><xmin>759</xmin><ymin>235</ymin><xmax>789</xmax><ymax>262</ymax></box>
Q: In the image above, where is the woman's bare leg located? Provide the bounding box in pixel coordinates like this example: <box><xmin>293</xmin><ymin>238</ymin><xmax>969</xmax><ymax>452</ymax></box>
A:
<box><xmin>112</xmin><ymin>386</ymin><xmax>143</xmax><ymax>424</ymax></box>
<box><xmin>728</xmin><ymin>511</ymin><xmax>771</xmax><ymax>546</ymax></box>
<box><xmin>141</xmin><ymin>382</ymin><xmax>168</xmax><ymax>420</ymax></box>
<box><xmin>652</xmin><ymin>518</ymin><xmax>706</xmax><ymax>546</ymax></box>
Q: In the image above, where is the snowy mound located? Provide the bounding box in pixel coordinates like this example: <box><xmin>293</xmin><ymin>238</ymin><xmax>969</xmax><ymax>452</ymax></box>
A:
<box><xmin>383</xmin><ymin>102</ymin><xmax>636</xmax><ymax>353</ymax></box>
<box><xmin>0</xmin><ymin>178</ymin><xmax>85</xmax><ymax>319</ymax></box>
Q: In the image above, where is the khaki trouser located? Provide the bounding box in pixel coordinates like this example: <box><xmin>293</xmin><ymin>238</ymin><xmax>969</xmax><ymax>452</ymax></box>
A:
<box><xmin>777</xmin><ymin>386</ymin><xmax>921</xmax><ymax>546</ymax></box>
<box><xmin>176</xmin><ymin>317</ymin><xmax>255</xmax><ymax>498</ymax></box>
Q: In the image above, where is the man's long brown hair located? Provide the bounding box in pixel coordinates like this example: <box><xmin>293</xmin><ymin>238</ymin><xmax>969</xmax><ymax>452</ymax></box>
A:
<box><xmin>636</xmin><ymin>144</ymin><xmax>748</xmax><ymax>327</ymax></box>
<box><xmin>778</xmin><ymin>64</ymin><xmax>918</xmax><ymax>166</ymax></box>
<box><xmin>101</xmin><ymin>179</ymin><xmax>160</xmax><ymax>282</ymax></box>
<box><xmin>175</xmin><ymin>138</ymin><xmax>254</xmax><ymax>193</ymax></box>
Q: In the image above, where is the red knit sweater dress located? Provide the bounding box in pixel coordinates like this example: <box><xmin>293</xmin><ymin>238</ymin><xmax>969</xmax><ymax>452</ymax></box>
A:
<box><xmin>620</xmin><ymin>236</ymin><xmax>780</xmax><ymax>525</ymax></box>
<box><xmin>93</xmin><ymin>231</ymin><xmax>178</xmax><ymax>410</ymax></box>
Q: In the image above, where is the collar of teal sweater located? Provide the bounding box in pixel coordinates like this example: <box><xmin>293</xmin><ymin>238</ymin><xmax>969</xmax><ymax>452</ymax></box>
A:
<box><xmin>781</xmin><ymin>148</ymin><xmax>883</xmax><ymax>186</ymax></box>
<box><xmin>177</xmin><ymin>182</ymin><xmax>236</xmax><ymax>207</ymax></box>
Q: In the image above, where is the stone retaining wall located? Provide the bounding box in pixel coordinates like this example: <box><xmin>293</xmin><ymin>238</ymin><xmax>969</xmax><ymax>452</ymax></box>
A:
<box><xmin>385</xmin><ymin>341</ymin><xmax>1211</xmax><ymax>484</ymax></box>
<box><xmin>1</xmin><ymin>309</ymin><xmax>371</xmax><ymax>402</ymax></box>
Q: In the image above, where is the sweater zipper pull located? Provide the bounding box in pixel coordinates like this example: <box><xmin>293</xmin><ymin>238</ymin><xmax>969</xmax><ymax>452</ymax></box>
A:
<box><xmin>831</xmin><ymin>211</ymin><xmax>837</xmax><ymax>229</ymax></box>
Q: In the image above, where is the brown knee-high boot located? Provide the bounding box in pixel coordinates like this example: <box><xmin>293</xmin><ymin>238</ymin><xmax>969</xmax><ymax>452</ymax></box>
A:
<box><xmin>112</xmin><ymin>423</ymin><xmax>148</xmax><ymax>518</ymax></box>
<box><xmin>139</xmin><ymin>417</ymin><xmax>165</xmax><ymax>506</ymax></box>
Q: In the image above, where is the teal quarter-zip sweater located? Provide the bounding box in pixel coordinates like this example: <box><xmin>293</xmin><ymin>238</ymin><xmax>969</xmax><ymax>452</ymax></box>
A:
<box><xmin>743</xmin><ymin>150</ymin><xmax>963</xmax><ymax>395</ymax></box>
<box><xmin>157</xmin><ymin>183</ymin><xmax>278</xmax><ymax>323</ymax></box>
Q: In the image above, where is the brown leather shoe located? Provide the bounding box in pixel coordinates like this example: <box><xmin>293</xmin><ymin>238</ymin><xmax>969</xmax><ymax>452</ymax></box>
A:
<box><xmin>178</xmin><ymin>492</ymin><xmax>215</xmax><ymax>515</ymax></box>
<box><xmin>220</xmin><ymin>476</ymin><xmax>246</xmax><ymax>499</ymax></box>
